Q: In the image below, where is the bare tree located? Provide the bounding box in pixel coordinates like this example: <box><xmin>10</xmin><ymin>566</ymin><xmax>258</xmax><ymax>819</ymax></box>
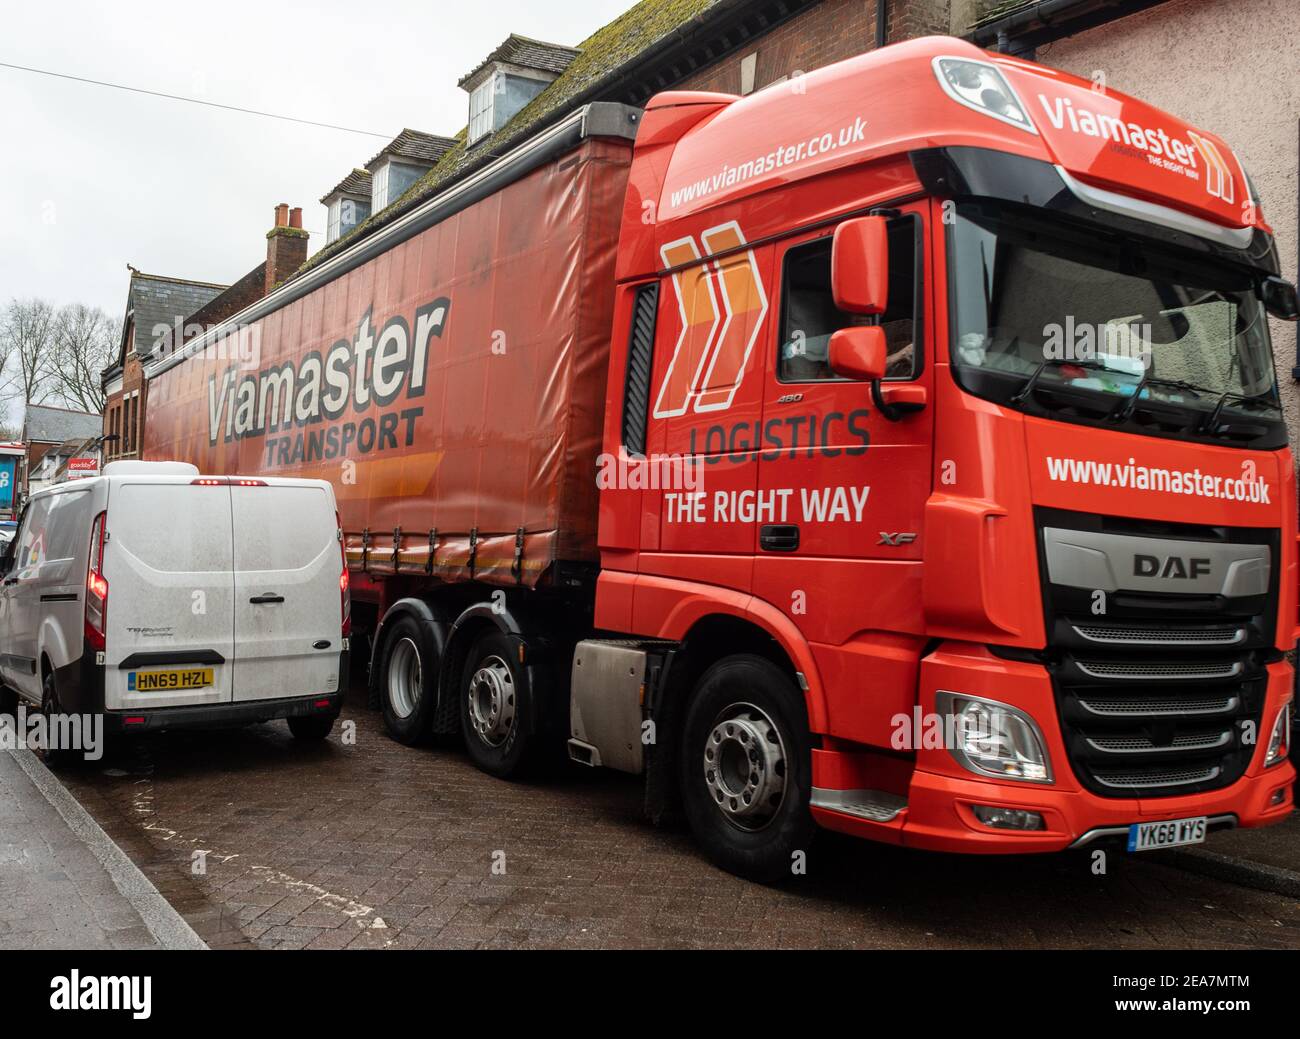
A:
<box><xmin>51</xmin><ymin>303</ymin><xmax>118</xmax><ymax>413</ymax></box>
<box><xmin>0</xmin><ymin>297</ymin><xmax>58</xmax><ymax>409</ymax></box>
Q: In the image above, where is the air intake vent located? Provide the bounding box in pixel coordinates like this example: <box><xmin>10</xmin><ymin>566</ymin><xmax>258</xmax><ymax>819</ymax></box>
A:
<box><xmin>1092</xmin><ymin>765</ymin><xmax>1222</xmax><ymax>790</ymax></box>
<box><xmin>621</xmin><ymin>283</ymin><xmax>658</xmax><ymax>457</ymax></box>
<box><xmin>1073</xmin><ymin>624</ymin><xmax>1244</xmax><ymax>646</ymax></box>
<box><xmin>1076</xmin><ymin>660</ymin><xmax>1242</xmax><ymax>681</ymax></box>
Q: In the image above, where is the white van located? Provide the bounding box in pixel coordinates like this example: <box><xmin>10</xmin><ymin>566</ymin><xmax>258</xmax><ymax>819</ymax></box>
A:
<box><xmin>0</xmin><ymin>461</ymin><xmax>350</xmax><ymax>749</ymax></box>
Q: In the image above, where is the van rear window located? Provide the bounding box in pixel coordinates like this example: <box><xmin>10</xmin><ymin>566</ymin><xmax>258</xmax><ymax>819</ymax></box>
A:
<box><xmin>232</xmin><ymin>486</ymin><xmax>335</xmax><ymax>572</ymax></box>
<box><xmin>112</xmin><ymin>485</ymin><xmax>233</xmax><ymax>573</ymax></box>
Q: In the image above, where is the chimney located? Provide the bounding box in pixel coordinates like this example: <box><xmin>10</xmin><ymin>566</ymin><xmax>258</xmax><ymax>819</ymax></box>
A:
<box><xmin>266</xmin><ymin>202</ymin><xmax>308</xmax><ymax>295</ymax></box>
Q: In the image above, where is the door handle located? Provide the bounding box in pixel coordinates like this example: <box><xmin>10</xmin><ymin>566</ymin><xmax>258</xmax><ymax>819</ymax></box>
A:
<box><xmin>760</xmin><ymin>524</ymin><xmax>800</xmax><ymax>553</ymax></box>
<box><xmin>249</xmin><ymin>594</ymin><xmax>285</xmax><ymax>605</ymax></box>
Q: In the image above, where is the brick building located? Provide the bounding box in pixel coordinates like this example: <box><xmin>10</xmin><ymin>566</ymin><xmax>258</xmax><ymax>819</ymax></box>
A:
<box><xmin>309</xmin><ymin>0</ymin><xmax>955</xmax><ymax>271</ymax></box>
<box><xmin>102</xmin><ymin>270</ymin><xmax>227</xmax><ymax>462</ymax></box>
<box><xmin>104</xmin><ymin>205</ymin><xmax>312</xmax><ymax>460</ymax></box>
<box><xmin>20</xmin><ymin>403</ymin><xmax>103</xmax><ymax>498</ymax></box>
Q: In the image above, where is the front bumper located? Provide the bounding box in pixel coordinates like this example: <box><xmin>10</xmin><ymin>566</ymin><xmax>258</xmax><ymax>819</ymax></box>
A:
<box><xmin>810</xmin><ymin>643</ymin><xmax>1295</xmax><ymax>853</ymax></box>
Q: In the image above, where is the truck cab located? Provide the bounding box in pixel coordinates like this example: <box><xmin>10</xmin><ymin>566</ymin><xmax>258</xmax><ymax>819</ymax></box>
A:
<box><xmin>585</xmin><ymin>36</ymin><xmax>1297</xmax><ymax>877</ymax></box>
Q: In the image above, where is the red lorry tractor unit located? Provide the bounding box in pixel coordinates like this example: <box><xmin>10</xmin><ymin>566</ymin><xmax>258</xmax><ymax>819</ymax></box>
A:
<box><xmin>144</xmin><ymin>37</ymin><xmax>1298</xmax><ymax>880</ymax></box>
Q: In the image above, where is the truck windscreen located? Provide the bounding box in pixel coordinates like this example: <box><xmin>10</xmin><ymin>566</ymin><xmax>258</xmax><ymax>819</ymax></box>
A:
<box><xmin>947</xmin><ymin>201</ymin><xmax>1285</xmax><ymax>450</ymax></box>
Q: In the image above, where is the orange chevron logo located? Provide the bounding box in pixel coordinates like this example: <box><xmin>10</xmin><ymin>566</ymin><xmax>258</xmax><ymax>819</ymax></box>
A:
<box><xmin>1187</xmin><ymin>130</ymin><xmax>1235</xmax><ymax>205</ymax></box>
<box><xmin>653</xmin><ymin>222</ymin><xmax>768</xmax><ymax>418</ymax></box>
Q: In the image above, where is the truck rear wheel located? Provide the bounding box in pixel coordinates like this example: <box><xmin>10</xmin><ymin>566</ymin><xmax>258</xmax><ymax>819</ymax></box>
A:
<box><xmin>379</xmin><ymin>615</ymin><xmax>439</xmax><ymax>745</ymax></box>
<box><xmin>459</xmin><ymin>631</ymin><xmax>536</xmax><ymax>779</ymax></box>
<box><xmin>680</xmin><ymin>655</ymin><xmax>814</xmax><ymax>883</ymax></box>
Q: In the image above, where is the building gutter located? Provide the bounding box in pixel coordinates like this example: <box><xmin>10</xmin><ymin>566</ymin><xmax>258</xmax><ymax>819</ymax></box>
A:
<box><xmin>970</xmin><ymin>0</ymin><xmax>1174</xmax><ymax>56</ymax></box>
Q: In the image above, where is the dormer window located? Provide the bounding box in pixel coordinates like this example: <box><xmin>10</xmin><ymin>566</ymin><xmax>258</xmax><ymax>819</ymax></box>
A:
<box><xmin>360</xmin><ymin>130</ymin><xmax>456</xmax><ymax>216</ymax></box>
<box><xmin>460</xmin><ymin>35</ymin><xmax>579</xmax><ymax>147</ymax></box>
<box><xmin>321</xmin><ymin>169</ymin><xmax>373</xmax><ymax>245</ymax></box>
<box><xmin>468</xmin><ymin>76</ymin><xmax>496</xmax><ymax>144</ymax></box>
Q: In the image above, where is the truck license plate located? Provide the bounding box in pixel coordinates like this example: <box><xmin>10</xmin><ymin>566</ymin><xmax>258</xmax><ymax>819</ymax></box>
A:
<box><xmin>1127</xmin><ymin>816</ymin><xmax>1207</xmax><ymax>852</ymax></box>
<box><xmin>128</xmin><ymin>668</ymin><xmax>214</xmax><ymax>692</ymax></box>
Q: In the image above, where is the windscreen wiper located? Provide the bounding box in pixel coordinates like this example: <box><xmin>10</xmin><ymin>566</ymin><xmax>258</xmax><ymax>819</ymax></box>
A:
<box><xmin>1010</xmin><ymin>356</ymin><xmax>1107</xmax><ymax>407</ymax></box>
<box><xmin>1111</xmin><ymin>375</ymin><xmax>1211</xmax><ymax>423</ymax></box>
<box><xmin>1198</xmin><ymin>389</ymin><xmax>1279</xmax><ymax>434</ymax></box>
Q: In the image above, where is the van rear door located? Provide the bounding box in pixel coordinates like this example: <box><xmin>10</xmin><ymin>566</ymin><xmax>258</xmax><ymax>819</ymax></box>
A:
<box><xmin>103</xmin><ymin>479</ymin><xmax>236</xmax><ymax>711</ymax></box>
<box><xmin>230</xmin><ymin>481</ymin><xmax>342</xmax><ymax>703</ymax></box>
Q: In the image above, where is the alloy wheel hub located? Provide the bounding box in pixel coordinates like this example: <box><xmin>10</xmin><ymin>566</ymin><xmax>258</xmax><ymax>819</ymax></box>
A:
<box><xmin>469</xmin><ymin>656</ymin><xmax>516</xmax><ymax>746</ymax></box>
<box><xmin>703</xmin><ymin>704</ymin><xmax>787</xmax><ymax>831</ymax></box>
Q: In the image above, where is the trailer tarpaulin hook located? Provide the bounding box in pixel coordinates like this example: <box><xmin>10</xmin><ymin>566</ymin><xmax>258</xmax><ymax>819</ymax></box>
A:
<box><xmin>512</xmin><ymin>526</ymin><xmax>525</xmax><ymax>583</ymax></box>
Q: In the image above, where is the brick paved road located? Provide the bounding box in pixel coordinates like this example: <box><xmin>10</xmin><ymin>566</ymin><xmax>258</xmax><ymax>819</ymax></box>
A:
<box><xmin>55</xmin><ymin>678</ymin><xmax>1300</xmax><ymax>950</ymax></box>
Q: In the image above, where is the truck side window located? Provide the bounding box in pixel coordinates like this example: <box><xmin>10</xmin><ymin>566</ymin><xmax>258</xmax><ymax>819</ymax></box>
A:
<box><xmin>778</xmin><ymin>215</ymin><xmax>920</xmax><ymax>382</ymax></box>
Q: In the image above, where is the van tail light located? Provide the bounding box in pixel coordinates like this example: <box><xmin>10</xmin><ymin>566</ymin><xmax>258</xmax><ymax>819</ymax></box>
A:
<box><xmin>85</xmin><ymin>510</ymin><xmax>108</xmax><ymax>651</ymax></box>
<box><xmin>337</xmin><ymin>512</ymin><xmax>351</xmax><ymax>638</ymax></box>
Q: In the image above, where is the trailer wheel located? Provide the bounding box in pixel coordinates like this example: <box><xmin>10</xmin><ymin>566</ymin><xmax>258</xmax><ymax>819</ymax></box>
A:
<box><xmin>379</xmin><ymin>615</ymin><xmax>439</xmax><ymax>745</ymax></box>
<box><xmin>459</xmin><ymin>631</ymin><xmax>536</xmax><ymax>779</ymax></box>
<box><xmin>680</xmin><ymin>655</ymin><xmax>814</xmax><ymax>883</ymax></box>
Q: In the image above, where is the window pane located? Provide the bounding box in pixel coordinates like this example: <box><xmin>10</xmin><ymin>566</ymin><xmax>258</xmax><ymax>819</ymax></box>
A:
<box><xmin>778</xmin><ymin>217</ymin><xmax>919</xmax><ymax>382</ymax></box>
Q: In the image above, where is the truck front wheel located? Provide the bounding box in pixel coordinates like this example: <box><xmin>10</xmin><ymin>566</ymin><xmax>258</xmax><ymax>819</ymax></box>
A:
<box><xmin>680</xmin><ymin>655</ymin><xmax>814</xmax><ymax>883</ymax></box>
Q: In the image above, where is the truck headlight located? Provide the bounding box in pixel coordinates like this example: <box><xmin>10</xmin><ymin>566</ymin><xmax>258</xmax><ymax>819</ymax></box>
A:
<box><xmin>932</xmin><ymin>56</ymin><xmax>1037</xmax><ymax>134</ymax></box>
<box><xmin>937</xmin><ymin>691</ymin><xmax>1052</xmax><ymax>782</ymax></box>
<box><xmin>1264</xmin><ymin>701</ymin><xmax>1292</xmax><ymax>767</ymax></box>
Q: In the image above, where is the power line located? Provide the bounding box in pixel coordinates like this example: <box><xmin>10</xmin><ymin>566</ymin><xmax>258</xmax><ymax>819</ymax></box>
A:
<box><xmin>0</xmin><ymin>60</ymin><xmax>392</xmax><ymax>139</ymax></box>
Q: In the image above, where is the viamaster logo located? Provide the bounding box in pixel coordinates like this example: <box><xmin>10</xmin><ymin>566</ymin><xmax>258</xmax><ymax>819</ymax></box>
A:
<box><xmin>1045</xmin><ymin>456</ymin><xmax>1272</xmax><ymax>504</ymax></box>
<box><xmin>666</xmin><ymin>116</ymin><xmax>867</xmax><ymax>211</ymax></box>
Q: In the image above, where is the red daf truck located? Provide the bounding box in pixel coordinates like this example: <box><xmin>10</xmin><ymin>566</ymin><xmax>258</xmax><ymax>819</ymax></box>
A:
<box><xmin>144</xmin><ymin>36</ymin><xmax>1298</xmax><ymax>880</ymax></box>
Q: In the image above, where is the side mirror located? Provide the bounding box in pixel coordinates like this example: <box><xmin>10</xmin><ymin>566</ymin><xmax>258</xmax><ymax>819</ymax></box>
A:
<box><xmin>829</xmin><ymin>326</ymin><xmax>888</xmax><ymax>381</ymax></box>
<box><xmin>832</xmin><ymin>216</ymin><xmax>889</xmax><ymax>314</ymax></box>
<box><xmin>1262</xmin><ymin>275</ymin><xmax>1299</xmax><ymax>321</ymax></box>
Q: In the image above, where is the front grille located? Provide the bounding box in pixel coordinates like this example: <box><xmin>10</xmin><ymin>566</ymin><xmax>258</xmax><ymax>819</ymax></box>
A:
<box><xmin>1092</xmin><ymin>765</ymin><xmax>1222</xmax><ymax>790</ymax></box>
<box><xmin>1073</xmin><ymin>624</ymin><xmax>1244</xmax><ymax>646</ymax></box>
<box><xmin>1086</xmin><ymin>731</ymin><xmax>1232</xmax><ymax>753</ymax></box>
<box><xmin>1037</xmin><ymin>507</ymin><xmax>1274</xmax><ymax>800</ymax></box>
<box><xmin>1076</xmin><ymin>660</ymin><xmax>1242</xmax><ymax>681</ymax></box>
<box><xmin>1078</xmin><ymin>694</ymin><xmax>1239</xmax><ymax>717</ymax></box>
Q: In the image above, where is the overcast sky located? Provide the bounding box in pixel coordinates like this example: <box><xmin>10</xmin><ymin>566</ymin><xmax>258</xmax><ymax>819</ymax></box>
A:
<box><xmin>0</xmin><ymin>0</ymin><xmax>631</xmax><ymax>318</ymax></box>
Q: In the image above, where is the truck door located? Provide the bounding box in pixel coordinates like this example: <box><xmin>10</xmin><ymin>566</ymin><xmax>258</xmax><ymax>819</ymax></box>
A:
<box><xmin>103</xmin><ymin>479</ymin><xmax>236</xmax><ymax>711</ymax></box>
<box><xmin>230</xmin><ymin>482</ymin><xmax>342</xmax><ymax>703</ymax></box>
<box><xmin>641</xmin><ymin>226</ymin><xmax>775</xmax><ymax>585</ymax></box>
<box><xmin>754</xmin><ymin>204</ymin><xmax>934</xmax><ymax>641</ymax></box>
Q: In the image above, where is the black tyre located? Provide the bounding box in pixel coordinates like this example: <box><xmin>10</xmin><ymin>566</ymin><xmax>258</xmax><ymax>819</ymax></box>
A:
<box><xmin>459</xmin><ymin>630</ymin><xmax>537</xmax><ymax>779</ymax></box>
<box><xmin>36</xmin><ymin>673</ymin><xmax>73</xmax><ymax>769</ymax></box>
<box><xmin>378</xmin><ymin>614</ymin><xmax>439</xmax><ymax>745</ymax></box>
<box><xmin>680</xmin><ymin>655</ymin><xmax>814</xmax><ymax>883</ymax></box>
<box><xmin>288</xmin><ymin>714</ymin><xmax>335</xmax><ymax>741</ymax></box>
<box><xmin>0</xmin><ymin>684</ymin><xmax>16</xmax><ymax>718</ymax></box>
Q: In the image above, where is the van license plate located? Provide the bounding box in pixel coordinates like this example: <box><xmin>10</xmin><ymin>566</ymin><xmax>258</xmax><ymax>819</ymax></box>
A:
<box><xmin>1127</xmin><ymin>816</ymin><xmax>1207</xmax><ymax>852</ymax></box>
<box><xmin>129</xmin><ymin>668</ymin><xmax>214</xmax><ymax>692</ymax></box>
